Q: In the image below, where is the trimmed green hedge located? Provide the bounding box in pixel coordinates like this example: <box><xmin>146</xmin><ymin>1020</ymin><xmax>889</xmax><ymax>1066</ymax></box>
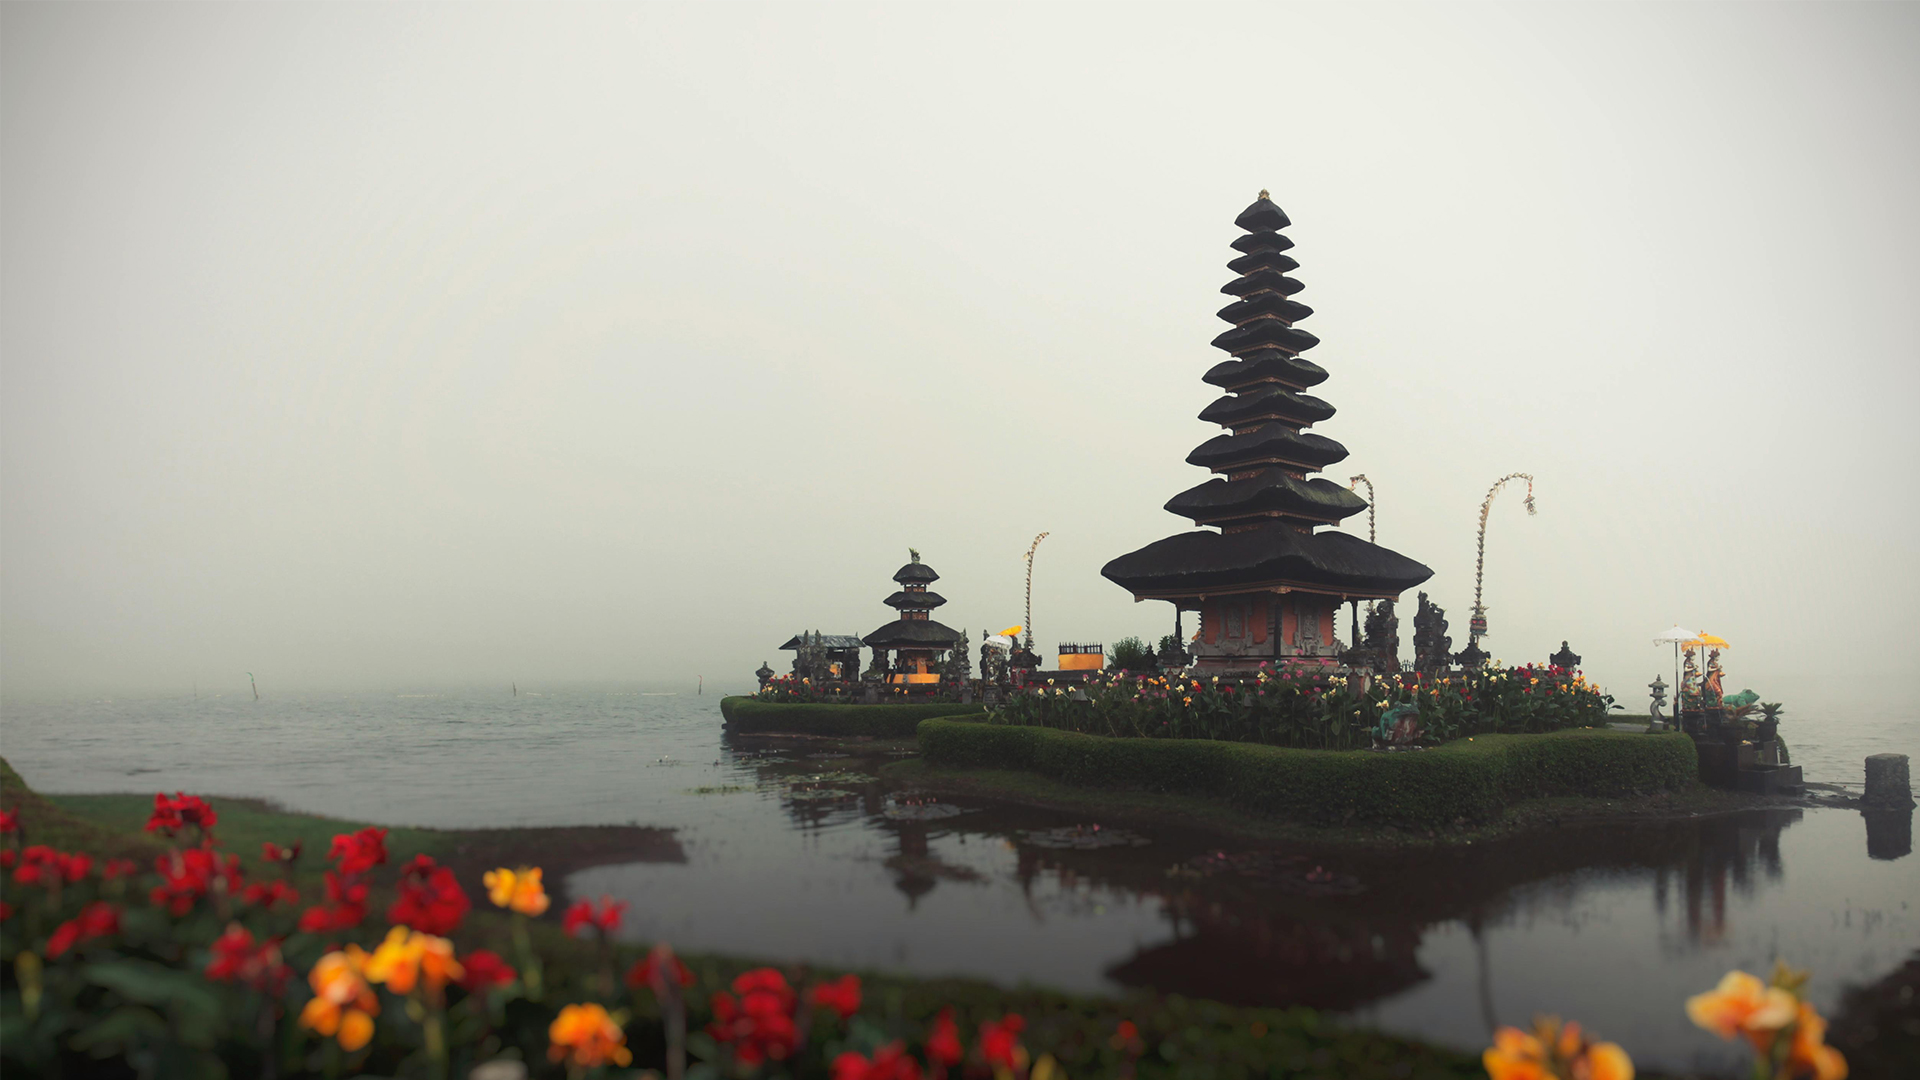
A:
<box><xmin>720</xmin><ymin>696</ymin><xmax>990</xmax><ymax>738</ymax></box>
<box><xmin>916</xmin><ymin>719</ymin><xmax>1697</xmax><ymax>826</ymax></box>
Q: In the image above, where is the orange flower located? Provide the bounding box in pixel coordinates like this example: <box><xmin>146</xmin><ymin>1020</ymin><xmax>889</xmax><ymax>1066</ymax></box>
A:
<box><xmin>1484</xmin><ymin>1026</ymin><xmax>1549</xmax><ymax>1080</ymax></box>
<box><xmin>1786</xmin><ymin>1002</ymin><xmax>1847</xmax><ymax>1080</ymax></box>
<box><xmin>1483</xmin><ymin>1018</ymin><xmax>1631</xmax><ymax>1080</ymax></box>
<box><xmin>363</xmin><ymin>925</ymin><xmax>464</xmax><ymax>997</ymax></box>
<box><xmin>298</xmin><ymin>947</ymin><xmax>379</xmax><ymax>1051</ymax></box>
<box><xmin>1686</xmin><ymin>970</ymin><xmax>1797</xmax><ymax>1046</ymax></box>
<box><xmin>483</xmin><ymin>866</ymin><xmax>550</xmax><ymax>916</ymax></box>
<box><xmin>548</xmin><ymin>1002</ymin><xmax>632</xmax><ymax>1068</ymax></box>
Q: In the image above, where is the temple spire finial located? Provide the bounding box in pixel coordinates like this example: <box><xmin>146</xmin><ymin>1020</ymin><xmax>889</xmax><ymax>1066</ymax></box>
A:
<box><xmin>1258</xmin><ymin>188</ymin><xmax>1270</xmax><ymax>200</ymax></box>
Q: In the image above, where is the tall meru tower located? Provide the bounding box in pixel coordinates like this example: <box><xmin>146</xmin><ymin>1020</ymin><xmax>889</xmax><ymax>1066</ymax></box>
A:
<box><xmin>1101</xmin><ymin>192</ymin><xmax>1433</xmax><ymax>670</ymax></box>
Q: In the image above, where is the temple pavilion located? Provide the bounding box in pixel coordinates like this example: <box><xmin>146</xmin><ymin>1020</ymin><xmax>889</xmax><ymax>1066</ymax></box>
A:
<box><xmin>864</xmin><ymin>552</ymin><xmax>966</xmax><ymax>685</ymax></box>
<box><xmin>1102</xmin><ymin>193</ymin><xmax>1432</xmax><ymax>671</ymax></box>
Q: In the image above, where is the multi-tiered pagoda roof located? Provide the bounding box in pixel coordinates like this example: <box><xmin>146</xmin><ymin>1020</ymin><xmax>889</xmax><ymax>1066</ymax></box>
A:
<box><xmin>864</xmin><ymin>556</ymin><xmax>964</xmax><ymax>650</ymax></box>
<box><xmin>1103</xmin><ymin>193</ymin><xmax>1431</xmax><ymax>603</ymax></box>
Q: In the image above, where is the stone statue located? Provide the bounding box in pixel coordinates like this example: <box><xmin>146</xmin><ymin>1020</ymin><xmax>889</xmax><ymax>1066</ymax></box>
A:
<box><xmin>1293</xmin><ymin>597</ymin><xmax>1322</xmax><ymax>653</ymax></box>
<box><xmin>945</xmin><ymin>630</ymin><xmax>971</xmax><ymax>684</ymax></box>
<box><xmin>1550</xmin><ymin>641</ymin><xmax>1581</xmax><ymax>670</ymax></box>
<box><xmin>1363</xmin><ymin>599</ymin><xmax>1399</xmax><ymax>671</ymax></box>
<box><xmin>1372</xmin><ymin>702</ymin><xmax>1424</xmax><ymax>748</ymax></box>
<box><xmin>1703</xmin><ymin>649</ymin><xmax>1725</xmax><ymax>708</ymax></box>
<box><xmin>755</xmin><ymin>661</ymin><xmax>776</xmax><ymax>689</ymax></box>
<box><xmin>1412</xmin><ymin>593</ymin><xmax>1452</xmax><ymax>672</ymax></box>
<box><xmin>1648</xmin><ymin>675</ymin><xmax>1668</xmax><ymax>732</ymax></box>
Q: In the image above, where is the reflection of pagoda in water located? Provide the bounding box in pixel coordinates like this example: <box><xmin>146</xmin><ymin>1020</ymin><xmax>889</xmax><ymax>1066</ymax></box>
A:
<box><xmin>863</xmin><ymin>553</ymin><xmax>964</xmax><ymax>685</ymax></box>
<box><xmin>1103</xmin><ymin>193</ymin><xmax>1432</xmax><ymax>670</ymax></box>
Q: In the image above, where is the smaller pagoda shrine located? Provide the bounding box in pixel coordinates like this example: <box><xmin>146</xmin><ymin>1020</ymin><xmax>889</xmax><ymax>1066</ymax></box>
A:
<box><xmin>863</xmin><ymin>551</ymin><xmax>966</xmax><ymax>687</ymax></box>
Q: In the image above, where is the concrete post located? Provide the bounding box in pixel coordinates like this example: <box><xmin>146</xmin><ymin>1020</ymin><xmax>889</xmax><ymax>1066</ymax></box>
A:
<box><xmin>1863</xmin><ymin>754</ymin><xmax>1914</xmax><ymax>808</ymax></box>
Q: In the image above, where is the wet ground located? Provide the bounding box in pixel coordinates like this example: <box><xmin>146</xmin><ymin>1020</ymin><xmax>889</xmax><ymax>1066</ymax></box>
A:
<box><xmin>5</xmin><ymin>688</ymin><xmax>1914</xmax><ymax>1075</ymax></box>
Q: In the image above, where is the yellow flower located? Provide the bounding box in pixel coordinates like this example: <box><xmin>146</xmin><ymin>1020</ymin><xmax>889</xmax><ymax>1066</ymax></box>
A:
<box><xmin>1788</xmin><ymin>1002</ymin><xmax>1847</xmax><ymax>1080</ymax></box>
<box><xmin>364</xmin><ymin>926</ymin><xmax>463</xmax><ymax>997</ymax></box>
<box><xmin>484</xmin><ymin>866</ymin><xmax>551</xmax><ymax>916</ymax></box>
<box><xmin>1483</xmin><ymin>1019</ymin><xmax>1631</xmax><ymax>1080</ymax></box>
<box><xmin>548</xmin><ymin>1002</ymin><xmax>632</xmax><ymax>1068</ymax></box>
<box><xmin>1687</xmin><ymin>970</ymin><xmax>1797</xmax><ymax>1046</ymax></box>
<box><xmin>299</xmin><ymin>947</ymin><xmax>380</xmax><ymax>1051</ymax></box>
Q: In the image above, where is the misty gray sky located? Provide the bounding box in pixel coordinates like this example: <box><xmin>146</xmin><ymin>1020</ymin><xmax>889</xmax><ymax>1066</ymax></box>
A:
<box><xmin>4</xmin><ymin>3</ymin><xmax>1917</xmax><ymax>716</ymax></box>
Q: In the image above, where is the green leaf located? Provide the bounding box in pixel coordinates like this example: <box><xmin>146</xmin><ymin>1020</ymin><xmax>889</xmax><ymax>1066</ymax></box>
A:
<box><xmin>82</xmin><ymin>958</ymin><xmax>226</xmax><ymax>1047</ymax></box>
<box><xmin>70</xmin><ymin>1004</ymin><xmax>169</xmax><ymax>1055</ymax></box>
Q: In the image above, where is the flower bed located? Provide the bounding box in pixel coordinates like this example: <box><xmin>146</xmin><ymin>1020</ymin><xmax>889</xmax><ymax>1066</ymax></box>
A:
<box><xmin>721</xmin><ymin>696</ymin><xmax>989</xmax><ymax>738</ymax></box>
<box><xmin>915</xmin><ymin>720</ymin><xmax>1697</xmax><ymax>826</ymax></box>
<box><xmin>997</xmin><ymin>665</ymin><xmax>1614</xmax><ymax>750</ymax></box>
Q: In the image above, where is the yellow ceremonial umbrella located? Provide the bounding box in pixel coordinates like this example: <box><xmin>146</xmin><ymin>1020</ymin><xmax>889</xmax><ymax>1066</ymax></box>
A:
<box><xmin>1685</xmin><ymin>633</ymin><xmax>1731</xmax><ymax>650</ymax></box>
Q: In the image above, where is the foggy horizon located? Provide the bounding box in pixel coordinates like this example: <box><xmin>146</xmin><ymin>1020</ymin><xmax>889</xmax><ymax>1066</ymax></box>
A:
<box><xmin>5</xmin><ymin>3</ymin><xmax>1918</xmax><ymax>717</ymax></box>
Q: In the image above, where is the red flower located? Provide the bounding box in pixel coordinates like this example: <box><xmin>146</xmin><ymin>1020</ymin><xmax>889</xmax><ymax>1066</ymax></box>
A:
<box><xmin>150</xmin><ymin>848</ymin><xmax>243</xmax><ymax>916</ymax></box>
<box><xmin>326</xmin><ymin>828</ymin><xmax>387</xmax><ymax>874</ymax></box>
<box><xmin>261</xmin><ymin>840</ymin><xmax>302</xmax><ymax>865</ymax></box>
<box><xmin>242</xmin><ymin>880</ymin><xmax>300</xmax><ymax>910</ymax></box>
<box><xmin>0</xmin><ymin>809</ymin><xmax>18</xmax><ymax>834</ymax></box>
<box><xmin>205</xmin><ymin>923</ymin><xmax>291</xmax><ymax>993</ymax></box>
<box><xmin>561</xmin><ymin>895</ymin><xmax>626</xmax><ymax>938</ymax></box>
<box><xmin>458</xmin><ymin>948</ymin><xmax>517</xmax><ymax>992</ymax></box>
<box><xmin>298</xmin><ymin>869</ymin><xmax>368</xmax><ymax>932</ymax></box>
<box><xmin>144</xmin><ymin>793</ymin><xmax>217</xmax><ymax>839</ymax></box>
<box><xmin>833</xmin><ymin>1041</ymin><xmax>923</xmax><ymax>1080</ymax></box>
<box><xmin>57</xmin><ymin>852</ymin><xmax>92</xmax><ymax>883</ymax></box>
<box><xmin>0</xmin><ymin>902</ymin><xmax>12</xmax><ymax>921</ymax></box>
<box><xmin>708</xmin><ymin>968</ymin><xmax>799</xmax><ymax>1067</ymax></box>
<box><xmin>0</xmin><ymin>849</ymin><xmax>14</xmax><ymax>871</ymax></box>
<box><xmin>11</xmin><ymin>845</ymin><xmax>60</xmax><ymax>886</ymax></box>
<box><xmin>925</xmin><ymin>1008</ymin><xmax>963</xmax><ymax>1068</ymax></box>
<box><xmin>808</xmin><ymin>973</ymin><xmax>862</xmax><ymax>1022</ymax></box>
<box><xmin>388</xmin><ymin>855</ymin><xmax>470</xmax><ymax>936</ymax></box>
<box><xmin>101</xmin><ymin>858</ymin><xmax>139</xmax><ymax>882</ymax></box>
<box><xmin>978</xmin><ymin>1014</ymin><xmax>1028</xmax><ymax>1071</ymax></box>
<box><xmin>626</xmin><ymin>942</ymin><xmax>694</xmax><ymax>995</ymax></box>
<box><xmin>46</xmin><ymin>901</ymin><xmax>119</xmax><ymax>957</ymax></box>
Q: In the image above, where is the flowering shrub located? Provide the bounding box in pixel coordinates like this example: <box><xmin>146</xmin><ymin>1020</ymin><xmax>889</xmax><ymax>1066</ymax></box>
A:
<box><xmin>1687</xmin><ymin>964</ymin><xmax>1847</xmax><ymax>1080</ymax></box>
<box><xmin>997</xmin><ymin>664</ymin><xmax>1613</xmax><ymax>749</ymax></box>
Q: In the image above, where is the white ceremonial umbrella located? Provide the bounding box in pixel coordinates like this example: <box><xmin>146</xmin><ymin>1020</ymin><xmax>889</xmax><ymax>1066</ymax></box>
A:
<box><xmin>1653</xmin><ymin>625</ymin><xmax>1699</xmax><ymax>718</ymax></box>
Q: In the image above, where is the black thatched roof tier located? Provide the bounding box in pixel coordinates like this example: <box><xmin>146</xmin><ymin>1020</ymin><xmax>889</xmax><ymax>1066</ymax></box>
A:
<box><xmin>1226</xmin><ymin>250</ymin><xmax>1300</xmax><ymax>276</ymax></box>
<box><xmin>1199</xmin><ymin>386</ymin><xmax>1336</xmax><ymax>428</ymax></box>
<box><xmin>1203</xmin><ymin>353</ymin><xmax>1329</xmax><ymax>391</ymax></box>
<box><xmin>778</xmin><ymin>634</ymin><xmax>866</xmax><ymax>650</ymax></box>
<box><xmin>1220</xmin><ymin>269</ymin><xmax>1305</xmax><ymax>299</ymax></box>
<box><xmin>864</xmin><ymin>619</ymin><xmax>965</xmax><ymax>649</ymax></box>
<box><xmin>1187</xmin><ymin>426</ymin><xmax>1349</xmax><ymax>472</ymax></box>
<box><xmin>1211</xmin><ymin>320</ymin><xmax>1321</xmax><ymax>356</ymax></box>
<box><xmin>1216</xmin><ymin>294</ymin><xmax>1313</xmax><ymax>325</ymax></box>
<box><xmin>884</xmin><ymin>590</ymin><xmax>947</xmax><ymax>610</ymax></box>
<box><xmin>1234</xmin><ymin>196</ymin><xmax>1291</xmax><ymax>232</ymax></box>
<box><xmin>893</xmin><ymin>561</ymin><xmax>939</xmax><ymax>584</ymax></box>
<box><xmin>1230</xmin><ymin>231</ymin><xmax>1294</xmax><ymax>255</ymax></box>
<box><xmin>1103</xmin><ymin>522</ymin><xmax>1433</xmax><ymax>599</ymax></box>
<box><xmin>1165</xmin><ymin>473</ymin><xmax>1366</xmax><ymax>525</ymax></box>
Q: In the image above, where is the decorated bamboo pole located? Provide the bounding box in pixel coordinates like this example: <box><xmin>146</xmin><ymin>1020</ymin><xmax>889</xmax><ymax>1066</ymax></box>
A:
<box><xmin>1022</xmin><ymin>532</ymin><xmax>1049</xmax><ymax>651</ymax></box>
<box><xmin>1469</xmin><ymin>474</ymin><xmax>1536</xmax><ymax>648</ymax></box>
<box><xmin>1348</xmin><ymin>475</ymin><xmax>1377</xmax><ymax>630</ymax></box>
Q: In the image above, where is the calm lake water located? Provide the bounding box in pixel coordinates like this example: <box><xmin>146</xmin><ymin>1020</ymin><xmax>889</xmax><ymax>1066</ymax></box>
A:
<box><xmin>3</xmin><ymin>688</ymin><xmax>1914</xmax><ymax>1076</ymax></box>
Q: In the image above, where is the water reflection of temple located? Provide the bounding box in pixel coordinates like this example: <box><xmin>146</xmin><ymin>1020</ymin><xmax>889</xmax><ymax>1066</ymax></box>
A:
<box><xmin>1651</xmin><ymin>809</ymin><xmax>1795</xmax><ymax>948</ymax></box>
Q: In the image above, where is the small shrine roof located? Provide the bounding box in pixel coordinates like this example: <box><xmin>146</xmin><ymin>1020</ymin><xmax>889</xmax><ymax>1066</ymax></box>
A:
<box><xmin>1234</xmin><ymin>195</ymin><xmax>1292</xmax><ymax>232</ymax></box>
<box><xmin>893</xmin><ymin>562</ymin><xmax>940</xmax><ymax>585</ymax></box>
<box><xmin>1226</xmin><ymin>250</ymin><xmax>1301</xmax><ymax>276</ymax></box>
<box><xmin>884</xmin><ymin>590</ymin><xmax>947</xmax><ymax>610</ymax></box>
<box><xmin>1211</xmin><ymin>319</ymin><xmax>1321</xmax><ymax>356</ymax></box>
<box><xmin>778</xmin><ymin>634</ymin><xmax>866</xmax><ymax>650</ymax></box>
<box><xmin>1230</xmin><ymin>230</ymin><xmax>1294</xmax><ymax>255</ymax></box>
<box><xmin>1103</xmin><ymin>522</ymin><xmax>1433</xmax><ymax>599</ymax></box>
<box><xmin>1219</xmin><ymin>269</ymin><xmax>1306</xmax><ymax>299</ymax></box>
<box><xmin>1202</xmin><ymin>353</ymin><xmax>1329</xmax><ymax>391</ymax></box>
<box><xmin>1198</xmin><ymin>386</ymin><xmax>1336</xmax><ymax>428</ymax></box>
<box><xmin>864</xmin><ymin>619</ymin><xmax>965</xmax><ymax>649</ymax></box>
<box><xmin>1164</xmin><ymin>473</ymin><xmax>1366</xmax><ymax>524</ymax></box>
<box><xmin>1186</xmin><ymin>426</ymin><xmax>1349</xmax><ymax>472</ymax></box>
<box><xmin>1215</xmin><ymin>294</ymin><xmax>1313</xmax><ymax>326</ymax></box>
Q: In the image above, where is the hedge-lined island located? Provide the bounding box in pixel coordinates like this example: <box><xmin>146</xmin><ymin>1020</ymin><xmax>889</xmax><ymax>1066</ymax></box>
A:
<box><xmin>742</xmin><ymin>192</ymin><xmax>1811</xmax><ymax>839</ymax></box>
